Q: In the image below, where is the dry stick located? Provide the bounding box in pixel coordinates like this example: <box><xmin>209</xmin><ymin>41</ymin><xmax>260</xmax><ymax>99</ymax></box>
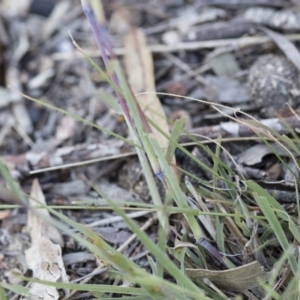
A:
<box><xmin>86</xmin><ymin>211</ymin><xmax>152</xmax><ymax>228</ymax></box>
<box><xmin>117</xmin><ymin>215</ymin><xmax>156</xmax><ymax>253</ymax></box>
<box><xmin>163</xmin><ymin>53</ymin><xmax>207</xmax><ymax>85</ymax></box>
<box><xmin>52</xmin><ymin>33</ymin><xmax>300</xmax><ymax>60</ymax></box>
<box><xmin>2</xmin><ymin>140</ymin><xmax>134</xmax><ymax>175</ymax></box>
<box><xmin>3</xmin><ymin>114</ymin><xmax>298</xmax><ymax>176</ymax></box>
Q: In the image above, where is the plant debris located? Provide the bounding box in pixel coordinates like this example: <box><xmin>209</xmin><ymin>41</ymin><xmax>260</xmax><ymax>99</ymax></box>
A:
<box><xmin>1</xmin><ymin>0</ymin><xmax>300</xmax><ymax>299</ymax></box>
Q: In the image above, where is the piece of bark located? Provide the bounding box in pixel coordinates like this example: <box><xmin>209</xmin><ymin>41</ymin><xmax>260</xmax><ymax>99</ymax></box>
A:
<box><xmin>244</xmin><ymin>8</ymin><xmax>300</xmax><ymax>31</ymax></box>
<box><xmin>144</xmin><ymin>7</ymin><xmax>227</xmax><ymax>35</ymax></box>
<box><xmin>185</xmin><ymin>19</ymin><xmax>256</xmax><ymax>42</ymax></box>
<box><xmin>199</xmin><ymin>0</ymin><xmax>287</xmax><ymax>9</ymax></box>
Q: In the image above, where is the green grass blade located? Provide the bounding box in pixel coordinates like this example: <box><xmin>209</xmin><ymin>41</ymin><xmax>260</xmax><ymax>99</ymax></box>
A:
<box><xmin>15</xmin><ymin>276</ymin><xmax>148</xmax><ymax>296</ymax></box>
<box><xmin>249</xmin><ymin>182</ymin><xmax>298</xmax><ymax>274</ymax></box>
<box><xmin>0</xmin><ymin>282</ymin><xmax>28</xmax><ymax>297</ymax></box>
<box><xmin>0</xmin><ymin>158</ymin><xmax>25</xmax><ymax>202</ymax></box>
<box><xmin>102</xmin><ymin>195</ymin><xmax>205</xmax><ymax>296</ymax></box>
<box><xmin>0</xmin><ymin>285</ymin><xmax>8</xmax><ymax>300</ymax></box>
<box><xmin>98</xmin><ymin>89</ymin><xmax>122</xmax><ymax>113</ymax></box>
<box><xmin>150</xmin><ymin>133</ymin><xmax>202</xmax><ymax>239</ymax></box>
<box><xmin>165</xmin><ymin>117</ymin><xmax>185</xmax><ymax>163</ymax></box>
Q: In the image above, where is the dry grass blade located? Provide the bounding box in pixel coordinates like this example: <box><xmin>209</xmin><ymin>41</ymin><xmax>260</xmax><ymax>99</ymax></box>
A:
<box><xmin>261</xmin><ymin>27</ymin><xmax>300</xmax><ymax>71</ymax></box>
<box><xmin>123</xmin><ymin>20</ymin><xmax>171</xmax><ymax>157</ymax></box>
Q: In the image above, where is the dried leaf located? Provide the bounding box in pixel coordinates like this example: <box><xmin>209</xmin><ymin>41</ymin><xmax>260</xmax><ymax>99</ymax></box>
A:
<box><xmin>55</xmin><ymin>115</ymin><xmax>77</xmax><ymax>140</ymax></box>
<box><xmin>209</xmin><ymin>53</ymin><xmax>241</xmax><ymax>78</ymax></box>
<box><xmin>237</xmin><ymin>143</ymin><xmax>292</xmax><ymax>166</ymax></box>
<box><xmin>97</xmin><ymin>179</ymin><xmax>144</xmax><ymax>204</ymax></box>
<box><xmin>41</xmin><ymin>1</ymin><xmax>70</xmax><ymax>40</ymax></box>
<box><xmin>238</xmin><ymin>144</ymin><xmax>273</xmax><ymax>166</ymax></box>
<box><xmin>186</xmin><ymin>261</ymin><xmax>270</xmax><ymax>291</ymax></box>
<box><xmin>124</xmin><ymin>25</ymin><xmax>170</xmax><ymax>155</ymax></box>
<box><xmin>7</xmin><ymin>67</ymin><xmax>33</xmax><ymax>134</ymax></box>
<box><xmin>96</xmin><ymin>227</ymin><xmax>132</xmax><ymax>245</ymax></box>
<box><xmin>261</xmin><ymin>27</ymin><xmax>300</xmax><ymax>72</ymax></box>
<box><xmin>204</xmin><ymin>75</ymin><xmax>249</xmax><ymax>104</ymax></box>
<box><xmin>52</xmin><ymin>179</ymin><xmax>86</xmax><ymax>197</ymax></box>
<box><xmin>25</xmin><ymin>179</ymin><xmax>68</xmax><ymax>300</ymax></box>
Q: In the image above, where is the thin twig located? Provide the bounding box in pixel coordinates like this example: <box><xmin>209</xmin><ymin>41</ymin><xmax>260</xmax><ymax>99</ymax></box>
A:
<box><xmin>52</xmin><ymin>34</ymin><xmax>300</xmax><ymax>60</ymax></box>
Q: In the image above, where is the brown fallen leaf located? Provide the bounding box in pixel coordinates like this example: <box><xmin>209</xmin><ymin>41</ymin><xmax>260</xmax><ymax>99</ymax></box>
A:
<box><xmin>24</xmin><ymin>179</ymin><xmax>68</xmax><ymax>300</ymax></box>
<box><xmin>185</xmin><ymin>261</ymin><xmax>270</xmax><ymax>291</ymax></box>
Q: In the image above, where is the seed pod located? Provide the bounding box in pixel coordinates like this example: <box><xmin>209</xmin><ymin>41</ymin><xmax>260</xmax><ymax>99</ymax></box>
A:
<box><xmin>247</xmin><ymin>54</ymin><xmax>300</xmax><ymax>117</ymax></box>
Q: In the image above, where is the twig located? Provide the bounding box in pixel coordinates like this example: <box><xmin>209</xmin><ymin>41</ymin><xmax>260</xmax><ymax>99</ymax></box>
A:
<box><xmin>4</xmin><ymin>112</ymin><xmax>299</xmax><ymax>176</ymax></box>
<box><xmin>180</xmin><ymin>115</ymin><xmax>300</xmax><ymax>142</ymax></box>
<box><xmin>52</xmin><ymin>34</ymin><xmax>300</xmax><ymax>60</ymax></box>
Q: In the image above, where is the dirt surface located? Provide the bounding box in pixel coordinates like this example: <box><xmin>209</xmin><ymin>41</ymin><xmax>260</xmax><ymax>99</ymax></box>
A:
<box><xmin>1</xmin><ymin>0</ymin><xmax>300</xmax><ymax>299</ymax></box>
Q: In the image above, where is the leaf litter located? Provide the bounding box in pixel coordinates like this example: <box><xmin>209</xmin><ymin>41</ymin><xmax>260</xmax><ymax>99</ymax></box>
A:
<box><xmin>1</xmin><ymin>0</ymin><xmax>300</xmax><ymax>299</ymax></box>
<box><xmin>24</xmin><ymin>179</ymin><xmax>68</xmax><ymax>300</ymax></box>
